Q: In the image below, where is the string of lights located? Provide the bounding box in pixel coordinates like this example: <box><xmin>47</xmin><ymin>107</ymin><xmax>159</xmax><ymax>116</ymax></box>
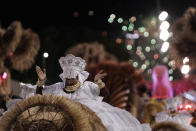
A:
<box><xmin>107</xmin><ymin>11</ymin><xmax>178</xmax><ymax>81</ymax></box>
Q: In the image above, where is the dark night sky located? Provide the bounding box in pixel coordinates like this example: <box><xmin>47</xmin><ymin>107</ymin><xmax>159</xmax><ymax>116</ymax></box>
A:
<box><xmin>0</xmin><ymin>0</ymin><xmax>195</xmax><ymax>31</ymax></box>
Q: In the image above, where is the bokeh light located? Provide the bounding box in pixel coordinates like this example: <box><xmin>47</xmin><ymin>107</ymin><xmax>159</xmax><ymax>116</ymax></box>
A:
<box><xmin>151</xmin><ymin>39</ymin><xmax>156</xmax><ymax>44</ymax></box>
<box><xmin>126</xmin><ymin>45</ymin><xmax>132</xmax><ymax>50</ymax></box>
<box><xmin>130</xmin><ymin>16</ymin><xmax>136</xmax><ymax>22</ymax></box>
<box><xmin>169</xmin><ymin>76</ymin><xmax>173</xmax><ymax>81</ymax></box>
<box><xmin>169</xmin><ymin>69</ymin><xmax>173</xmax><ymax>74</ymax></box>
<box><xmin>110</xmin><ymin>14</ymin><xmax>116</xmax><ymax>19</ymax></box>
<box><xmin>43</xmin><ymin>52</ymin><xmax>49</xmax><ymax>58</ymax></box>
<box><xmin>133</xmin><ymin>62</ymin><xmax>138</xmax><ymax>67</ymax></box>
<box><xmin>160</xmin><ymin>21</ymin><xmax>170</xmax><ymax>30</ymax></box>
<box><xmin>10</xmin><ymin>52</ymin><xmax>14</xmax><ymax>56</ymax></box>
<box><xmin>122</xmin><ymin>26</ymin><xmax>128</xmax><ymax>31</ymax></box>
<box><xmin>144</xmin><ymin>32</ymin><xmax>149</xmax><ymax>37</ymax></box>
<box><xmin>128</xmin><ymin>26</ymin><xmax>134</xmax><ymax>31</ymax></box>
<box><xmin>117</xmin><ymin>18</ymin><xmax>123</xmax><ymax>23</ymax></box>
<box><xmin>141</xmin><ymin>64</ymin><xmax>147</xmax><ymax>70</ymax></box>
<box><xmin>160</xmin><ymin>30</ymin><xmax>169</xmax><ymax>41</ymax></box>
<box><xmin>163</xmin><ymin>57</ymin><xmax>169</xmax><ymax>63</ymax></box>
<box><xmin>161</xmin><ymin>42</ymin><xmax>169</xmax><ymax>52</ymax></box>
<box><xmin>181</xmin><ymin>65</ymin><xmax>190</xmax><ymax>74</ymax></box>
<box><xmin>116</xmin><ymin>38</ymin><xmax>122</xmax><ymax>44</ymax></box>
<box><xmin>88</xmin><ymin>10</ymin><xmax>94</xmax><ymax>16</ymax></box>
<box><xmin>138</xmin><ymin>27</ymin><xmax>146</xmax><ymax>32</ymax></box>
<box><xmin>108</xmin><ymin>18</ymin><xmax>114</xmax><ymax>23</ymax></box>
<box><xmin>154</xmin><ymin>54</ymin><xmax>159</xmax><ymax>59</ymax></box>
<box><xmin>2</xmin><ymin>72</ymin><xmax>7</xmax><ymax>79</ymax></box>
<box><xmin>145</xmin><ymin>46</ymin><xmax>151</xmax><ymax>52</ymax></box>
<box><xmin>183</xmin><ymin>57</ymin><xmax>189</xmax><ymax>64</ymax></box>
<box><xmin>159</xmin><ymin>11</ymin><xmax>168</xmax><ymax>21</ymax></box>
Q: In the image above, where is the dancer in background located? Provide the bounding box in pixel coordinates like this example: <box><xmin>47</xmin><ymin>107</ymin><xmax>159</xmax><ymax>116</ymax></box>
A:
<box><xmin>151</xmin><ymin>65</ymin><xmax>174</xmax><ymax>99</ymax></box>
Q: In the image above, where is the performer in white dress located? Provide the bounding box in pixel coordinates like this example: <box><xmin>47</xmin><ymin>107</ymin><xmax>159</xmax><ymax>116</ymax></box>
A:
<box><xmin>19</xmin><ymin>54</ymin><xmax>150</xmax><ymax>131</ymax></box>
<box><xmin>155</xmin><ymin>96</ymin><xmax>196</xmax><ymax>131</ymax></box>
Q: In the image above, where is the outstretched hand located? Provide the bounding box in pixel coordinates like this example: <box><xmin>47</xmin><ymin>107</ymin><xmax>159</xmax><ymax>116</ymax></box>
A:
<box><xmin>94</xmin><ymin>70</ymin><xmax>107</xmax><ymax>82</ymax></box>
<box><xmin>36</xmin><ymin>65</ymin><xmax>46</xmax><ymax>81</ymax></box>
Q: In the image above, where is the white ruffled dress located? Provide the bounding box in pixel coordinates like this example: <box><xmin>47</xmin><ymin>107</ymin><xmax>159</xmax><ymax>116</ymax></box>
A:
<box><xmin>19</xmin><ymin>80</ymin><xmax>151</xmax><ymax>131</ymax></box>
<box><xmin>19</xmin><ymin>68</ymin><xmax>152</xmax><ymax>131</ymax></box>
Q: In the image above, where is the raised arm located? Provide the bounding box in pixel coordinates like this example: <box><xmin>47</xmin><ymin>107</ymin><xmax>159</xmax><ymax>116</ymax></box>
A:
<box><xmin>35</xmin><ymin>65</ymin><xmax>46</xmax><ymax>94</ymax></box>
<box><xmin>94</xmin><ymin>70</ymin><xmax>107</xmax><ymax>89</ymax></box>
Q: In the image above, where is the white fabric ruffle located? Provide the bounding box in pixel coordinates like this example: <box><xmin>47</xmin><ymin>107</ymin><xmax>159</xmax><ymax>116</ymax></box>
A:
<box><xmin>19</xmin><ymin>81</ymin><xmax>149</xmax><ymax>131</ymax></box>
<box><xmin>19</xmin><ymin>83</ymin><xmax>37</xmax><ymax>99</ymax></box>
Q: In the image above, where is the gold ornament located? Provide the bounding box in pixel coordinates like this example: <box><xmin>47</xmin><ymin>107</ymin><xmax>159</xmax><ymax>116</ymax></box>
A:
<box><xmin>95</xmin><ymin>79</ymin><xmax>105</xmax><ymax>89</ymax></box>
<box><xmin>64</xmin><ymin>81</ymin><xmax>81</xmax><ymax>92</ymax></box>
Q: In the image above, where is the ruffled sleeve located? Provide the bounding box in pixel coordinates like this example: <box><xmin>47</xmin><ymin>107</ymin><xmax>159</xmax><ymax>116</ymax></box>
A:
<box><xmin>19</xmin><ymin>82</ymin><xmax>64</xmax><ymax>98</ymax></box>
<box><xmin>42</xmin><ymin>82</ymin><xmax>63</xmax><ymax>95</ymax></box>
<box><xmin>19</xmin><ymin>83</ymin><xmax>37</xmax><ymax>99</ymax></box>
<box><xmin>81</xmin><ymin>81</ymin><xmax>102</xmax><ymax>101</ymax></box>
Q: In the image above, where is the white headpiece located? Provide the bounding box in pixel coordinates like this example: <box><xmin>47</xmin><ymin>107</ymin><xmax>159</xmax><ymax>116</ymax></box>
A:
<box><xmin>59</xmin><ymin>54</ymin><xmax>89</xmax><ymax>84</ymax></box>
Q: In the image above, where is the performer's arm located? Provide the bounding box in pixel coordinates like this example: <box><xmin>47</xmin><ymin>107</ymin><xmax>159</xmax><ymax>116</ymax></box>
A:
<box><xmin>35</xmin><ymin>66</ymin><xmax>46</xmax><ymax>95</ymax></box>
<box><xmin>94</xmin><ymin>70</ymin><xmax>107</xmax><ymax>89</ymax></box>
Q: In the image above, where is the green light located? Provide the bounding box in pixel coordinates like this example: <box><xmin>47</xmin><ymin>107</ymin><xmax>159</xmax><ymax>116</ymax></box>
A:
<box><xmin>108</xmin><ymin>18</ymin><xmax>114</xmax><ymax>23</ymax></box>
<box><xmin>169</xmin><ymin>76</ymin><xmax>173</xmax><ymax>81</ymax></box>
<box><xmin>129</xmin><ymin>19</ymin><xmax>133</xmax><ymax>23</ymax></box>
<box><xmin>118</xmin><ymin>18</ymin><xmax>123</xmax><ymax>23</ymax></box>
<box><xmin>126</xmin><ymin>45</ymin><xmax>132</xmax><ymax>50</ymax></box>
<box><xmin>141</xmin><ymin>64</ymin><xmax>147</xmax><ymax>70</ymax></box>
<box><xmin>169</xmin><ymin>69</ymin><xmax>173</xmax><ymax>74</ymax></box>
<box><xmin>151</xmin><ymin>39</ymin><xmax>156</xmax><ymax>44</ymax></box>
<box><xmin>128</xmin><ymin>26</ymin><xmax>134</xmax><ymax>31</ymax></box>
<box><xmin>129</xmin><ymin>23</ymin><xmax>134</xmax><ymax>27</ymax></box>
<box><xmin>138</xmin><ymin>27</ymin><xmax>146</xmax><ymax>32</ymax></box>
<box><xmin>168</xmin><ymin>61</ymin><xmax>172</xmax><ymax>67</ymax></box>
<box><xmin>133</xmin><ymin>62</ymin><xmax>138</xmax><ymax>68</ymax></box>
<box><xmin>144</xmin><ymin>32</ymin><xmax>149</xmax><ymax>37</ymax></box>
<box><xmin>145</xmin><ymin>46</ymin><xmax>151</xmax><ymax>52</ymax></box>
<box><xmin>122</xmin><ymin>26</ymin><xmax>127</xmax><ymax>31</ymax></box>
<box><xmin>88</xmin><ymin>11</ymin><xmax>94</xmax><ymax>16</ymax></box>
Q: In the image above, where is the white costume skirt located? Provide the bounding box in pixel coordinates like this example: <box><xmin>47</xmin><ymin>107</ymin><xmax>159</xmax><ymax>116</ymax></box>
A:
<box><xmin>79</xmin><ymin>99</ymin><xmax>148</xmax><ymax>131</ymax></box>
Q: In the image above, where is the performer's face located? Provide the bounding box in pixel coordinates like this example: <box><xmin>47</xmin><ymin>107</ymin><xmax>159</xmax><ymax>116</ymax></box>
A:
<box><xmin>65</xmin><ymin>76</ymin><xmax>78</xmax><ymax>86</ymax></box>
